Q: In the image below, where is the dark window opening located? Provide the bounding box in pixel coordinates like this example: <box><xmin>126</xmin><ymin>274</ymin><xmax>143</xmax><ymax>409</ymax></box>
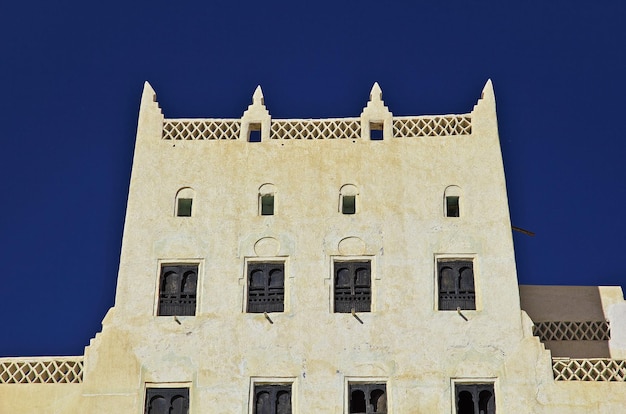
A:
<box><xmin>177</xmin><ymin>198</ymin><xmax>193</xmax><ymax>217</ymax></box>
<box><xmin>370</xmin><ymin>122</ymin><xmax>383</xmax><ymax>141</ymax></box>
<box><xmin>446</xmin><ymin>196</ymin><xmax>459</xmax><ymax>217</ymax></box>
<box><xmin>261</xmin><ymin>194</ymin><xmax>274</xmax><ymax>215</ymax></box>
<box><xmin>438</xmin><ymin>260</ymin><xmax>475</xmax><ymax>310</ymax></box>
<box><xmin>334</xmin><ymin>261</ymin><xmax>371</xmax><ymax>313</ymax></box>
<box><xmin>249</xmin><ymin>123</ymin><xmax>262</xmax><ymax>142</ymax></box>
<box><xmin>145</xmin><ymin>388</ymin><xmax>189</xmax><ymax>414</ymax></box>
<box><xmin>349</xmin><ymin>383</ymin><xmax>386</xmax><ymax>413</ymax></box>
<box><xmin>455</xmin><ymin>384</ymin><xmax>495</xmax><ymax>414</ymax></box>
<box><xmin>342</xmin><ymin>195</ymin><xmax>356</xmax><ymax>214</ymax></box>
<box><xmin>254</xmin><ymin>384</ymin><xmax>292</xmax><ymax>414</ymax></box>
<box><xmin>158</xmin><ymin>265</ymin><xmax>197</xmax><ymax>316</ymax></box>
<box><xmin>248</xmin><ymin>262</ymin><xmax>285</xmax><ymax>313</ymax></box>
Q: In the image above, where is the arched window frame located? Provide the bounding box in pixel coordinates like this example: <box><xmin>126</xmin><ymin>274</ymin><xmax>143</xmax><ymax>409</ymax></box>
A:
<box><xmin>346</xmin><ymin>380</ymin><xmax>388</xmax><ymax>414</ymax></box>
<box><xmin>244</xmin><ymin>257</ymin><xmax>288</xmax><ymax>313</ymax></box>
<box><xmin>175</xmin><ymin>187</ymin><xmax>195</xmax><ymax>217</ymax></box>
<box><xmin>332</xmin><ymin>256</ymin><xmax>374</xmax><ymax>313</ymax></box>
<box><xmin>258</xmin><ymin>183</ymin><xmax>276</xmax><ymax>216</ymax></box>
<box><xmin>156</xmin><ymin>261</ymin><xmax>201</xmax><ymax>316</ymax></box>
<box><xmin>444</xmin><ymin>185</ymin><xmax>462</xmax><ymax>218</ymax></box>
<box><xmin>144</xmin><ymin>385</ymin><xmax>190</xmax><ymax>414</ymax></box>
<box><xmin>435</xmin><ymin>256</ymin><xmax>476</xmax><ymax>311</ymax></box>
<box><xmin>452</xmin><ymin>381</ymin><xmax>496</xmax><ymax>414</ymax></box>
<box><xmin>339</xmin><ymin>184</ymin><xmax>359</xmax><ymax>215</ymax></box>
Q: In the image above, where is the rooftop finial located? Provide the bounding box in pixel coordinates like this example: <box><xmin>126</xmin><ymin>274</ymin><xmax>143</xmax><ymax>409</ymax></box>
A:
<box><xmin>253</xmin><ymin>85</ymin><xmax>264</xmax><ymax>105</ymax></box>
<box><xmin>370</xmin><ymin>82</ymin><xmax>383</xmax><ymax>102</ymax></box>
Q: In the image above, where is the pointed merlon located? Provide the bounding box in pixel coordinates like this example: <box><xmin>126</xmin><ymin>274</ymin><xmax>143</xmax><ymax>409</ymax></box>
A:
<box><xmin>141</xmin><ymin>81</ymin><xmax>157</xmax><ymax>104</ymax></box>
<box><xmin>370</xmin><ymin>82</ymin><xmax>383</xmax><ymax>102</ymax></box>
<box><xmin>480</xmin><ymin>79</ymin><xmax>495</xmax><ymax>102</ymax></box>
<box><xmin>253</xmin><ymin>85</ymin><xmax>264</xmax><ymax>105</ymax></box>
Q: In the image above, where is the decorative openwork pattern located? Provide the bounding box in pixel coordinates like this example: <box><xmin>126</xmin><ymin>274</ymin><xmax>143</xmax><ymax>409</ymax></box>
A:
<box><xmin>393</xmin><ymin>115</ymin><xmax>471</xmax><ymax>137</ymax></box>
<box><xmin>0</xmin><ymin>358</ymin><xmax>83</xmax><ymax>384</ymax></box>
<box><xmin>270</xmin><ymin>119</ymin><xmax>361</xmax><ymax>140</ymax></box>
<box><xmin>533</xmin><ymin>321</ymin><xmax>610</xmax><ymax>341</ymax></box>
<box><xmin>163</xmin><ymin>120</ymin><xmax>241</xmax><ymax>140</ymax></box>
<box><xmin>553</xmin><ymin>358</ymin><xmax>626</xmax><ymax>381</ymax></box>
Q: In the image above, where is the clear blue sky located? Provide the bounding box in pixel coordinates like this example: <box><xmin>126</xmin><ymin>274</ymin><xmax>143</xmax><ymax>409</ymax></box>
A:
<box><xmin>1</xmin><ymin>1</ymin><xmax>625</xmax><ymax>356</ymax></box>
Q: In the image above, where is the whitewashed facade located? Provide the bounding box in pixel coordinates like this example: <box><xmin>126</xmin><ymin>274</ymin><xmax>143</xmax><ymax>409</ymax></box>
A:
<box><xmin>1</xmin><ymin>81</ymin><xmax>625</xmax><ymax>413</ymax></box>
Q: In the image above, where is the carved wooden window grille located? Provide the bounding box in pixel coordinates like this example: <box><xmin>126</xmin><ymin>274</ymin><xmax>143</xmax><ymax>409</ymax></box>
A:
<box><xmin>349</xmin><ymin>383</ymin><xmax>386</xmax><ymax>413</ymax></box>
<box><xmin>145</xmin><ymin>388</ymin><xmax>189</xmax><ymax>414</ymax></box>
<box><xmin>455</xmin><ymin>383</ymin><xmax>495</xmax><ymax>414</ymax></box>
<box><xmin>158</xmin><ymin>265</ymin><xmax>197</xmax><ymax>316</ymax></box>
<box><xmin>334</xmin><ymin>261</ymin><xmax>371</xmax><ymax>313</ymax></box>
<box><xmin>248</xmin><ymin>263</ymin><xmax>285</xmax><ymax>313</ymax></box>
<box><xmin>438</xmin><ymin>260</ymin><xmax>475</xmax><ymax>310</ymax></box>
<box><xmin>253</xmin><ymin>384</ymin><xmax>292</xmax><ymax>414</ymax></box>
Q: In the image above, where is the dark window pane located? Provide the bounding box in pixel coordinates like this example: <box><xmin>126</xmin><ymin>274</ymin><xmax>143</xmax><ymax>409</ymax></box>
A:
<box><xmin>177</xmin><ymin>198</ymin><xmax>192</xmax><ymax>217</ymax></box>
<box><xmin>446</xmin><ymin>196</ymin><xmax>459</xmax><ymax>217</ymax></box>
<box><xmin>342</xmin><ymin>195</ymin><xmax>356</xmax><ymax>214</ymax></box>
<box><xmin>261</xmin><ymin>194</ymin><xmax>274</xmax><ymax>215</ymax></box>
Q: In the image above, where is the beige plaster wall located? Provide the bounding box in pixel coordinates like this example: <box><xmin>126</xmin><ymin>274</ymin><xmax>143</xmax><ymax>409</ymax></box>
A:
<box><xmin>2</xmin><ymin>82</ymin><xmax>625</xmax><ymax>413</ymax></box>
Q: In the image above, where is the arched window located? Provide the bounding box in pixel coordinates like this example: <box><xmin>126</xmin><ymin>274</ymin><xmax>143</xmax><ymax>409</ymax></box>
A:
<box><xmin>175</xmin><ymin>187</ymin><xmax>195</xmax><ymax>217</ymax></box>
<box><xmin>349</xmin><ymin>383</ymin><xmax>387</xmax><ymax>413</ymax></box>
<box><xmin>252</xmin><ymin>384</ymin><xmax>292</xmax><ymax>414</ymax></box>
<box><xmin>444</xmin><ymin>185</ymin><xmax>462</xmax><ymax>218</ymax></box>
<box><xmin>247</xmin><ymin>262</ymin><xmax>285</xmax><ymax>313</ymax></box>
<box><xmin>259</xmin><ymin>184</ymin><xmax>276</xmax><ymax>216</ymax></box>
<box><xmin>455</xmin><ymin>383</ymin><xmax>495</xmax><ymax>414</ymax></box>
<box><xmin>340</xmin><ymin>184</ymin><xmax>359</xmax><ymax>215</ymax></box>
<box><xmin>334</xmin><ymin>261</ymin><xmax>371</xmax><ymax>313</ymax></box>
<box><xmin>158</xmin><ymin>264</ymin><xmax>198</xmax><ymax>316</ymax></box>
<box><xmin>145</xmin><ymin>388</ymin><xmax>189</xmax><ymax>414</ymax></box>
<box><xmin>437</xmin><ymin>259</ymin><xmax>475</xmax><ymax>310</ymax></box>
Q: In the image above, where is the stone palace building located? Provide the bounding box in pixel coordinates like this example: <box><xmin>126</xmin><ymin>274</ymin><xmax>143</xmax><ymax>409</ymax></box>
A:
<box><xmin>1</xmin><ymin>81</ymin><xmax>625</xmax><ymax>413</ymax></box>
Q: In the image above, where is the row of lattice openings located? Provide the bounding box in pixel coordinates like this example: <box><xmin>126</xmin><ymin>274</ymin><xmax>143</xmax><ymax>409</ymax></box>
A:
<box><xmin>533</xmin><ymin>321</ymin><xmax>610</xmax><ymax>341</ymax></box>
<box><xmin>0</xmin><ymin>359</ymin><xmax>83</xmax><ymax>383</ymax></box>
<box><xmin>552</xmin><ymin>358</ymin><xmax>626</xmax><ymax>381</ymax></box>
<box><xmin>162</xmin><ymin>115</ymin><xmax>472</xmax><ymax>141</ymax></box>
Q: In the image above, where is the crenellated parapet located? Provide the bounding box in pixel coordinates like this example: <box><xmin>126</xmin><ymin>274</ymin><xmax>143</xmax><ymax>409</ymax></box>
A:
<box><xmin>158</xmin><ymin>82</ymin><xmax>477</xmax><ymax>141</ymax></box>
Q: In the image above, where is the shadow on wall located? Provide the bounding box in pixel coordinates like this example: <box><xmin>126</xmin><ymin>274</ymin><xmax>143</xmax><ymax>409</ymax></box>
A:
<box><xmin>519</xmin><ymin>285</ymin><xmax>610</xmax><ymax>358</ymax></box>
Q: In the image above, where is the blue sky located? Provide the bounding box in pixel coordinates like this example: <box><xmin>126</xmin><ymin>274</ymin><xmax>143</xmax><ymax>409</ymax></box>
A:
<box><xmin>1</xmin><ymin>1</ymin><xmax>625</xmax><ymax>356</ymax></box>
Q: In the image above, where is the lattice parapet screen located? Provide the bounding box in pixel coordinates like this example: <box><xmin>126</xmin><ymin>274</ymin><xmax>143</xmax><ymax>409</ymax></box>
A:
<box><xmin>161</xmin><ymin>116</ymin><xmax>474</xmax><ymax>140</ymax></box>
<box><xmin>553</xmin><ymin>358</ymin><xmax>626</xmax><ymax>381</ymax></box>
<box><xmin>533</xmin><ymin>321</ymin><xmax>610</xmax><ymax>341</ymax></box>
<box><xmin>393</xmin><ymin>116</ymin><xmax>471</xmax><ymax>137</ymax></box>
<box><xmin>270</xmin><ymin>119</ymin><xmax>361</xmax><ymax>140</ymax></box>
<box><xmin>0</xmin><ymin>358</ymin><xmax>83</xmax><ymax>384</ymax></box>
<box><xmin>163</xmin><ymin>119</ymin><xmax>241</xmax><ymax>140</ymax></box>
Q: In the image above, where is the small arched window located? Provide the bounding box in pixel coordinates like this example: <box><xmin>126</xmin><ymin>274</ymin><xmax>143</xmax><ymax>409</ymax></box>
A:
<box><xmin>175</xmin><ymin>187</ymin><xmax>195</xmax><ymax>217</ymax></box>
<box><xmin>340</xmin><ymin>184</ymin><xmax>359</xmax><ymax>215</ymax></box>
<box><xmin>259</xmin><ymin>184</ymin><xmax>276</xmax><ymax>216</ymax></box>
<box><xmin>444</xmin><ymin>185</ymin><xmax>462</xmax><ymax>217</ymax></box>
